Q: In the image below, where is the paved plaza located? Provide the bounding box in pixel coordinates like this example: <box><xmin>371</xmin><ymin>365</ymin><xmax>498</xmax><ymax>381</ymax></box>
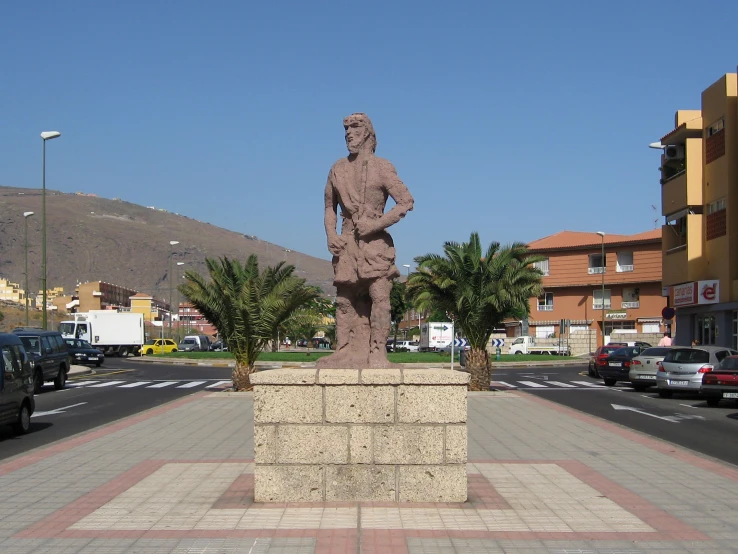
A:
<box><xmin>1</xmin><ymin>388</ymin><xmax>737</xmax><ymax>553</ymax></box>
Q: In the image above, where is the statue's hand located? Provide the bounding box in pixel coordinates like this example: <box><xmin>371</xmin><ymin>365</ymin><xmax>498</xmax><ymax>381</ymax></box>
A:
<box><xmin>355</xmin><ymin>219</ymin><xmax>379</xmax><ymax>238</ymax></box>
<box><xmin>328</xmin><ymin>235</ymin><xmax>345</xmax><ymax>256</ymax></box>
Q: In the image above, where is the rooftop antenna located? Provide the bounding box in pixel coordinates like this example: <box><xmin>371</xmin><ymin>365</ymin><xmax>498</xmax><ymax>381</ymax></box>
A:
<box><xmin>651</xmin><ymin>205</ymin><xmax>658</xmax><ymax>229</ymax></box>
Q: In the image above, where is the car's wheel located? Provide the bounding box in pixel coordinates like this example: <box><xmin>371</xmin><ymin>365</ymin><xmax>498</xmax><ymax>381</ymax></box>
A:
<box><xmin>13</xmin><ymin>402</ymin><xmax>31</xmax><ymax>435</ymax></box>
<box><xmin>587</xmin><ymin>363</ymin><xmax>593</xmax><ymax>376</ymax></box>
<box><xmin>603</xmin><ymin>378</ymin><xmax>617</xmax><ymax>387</ymax></box>
<box><xmin>514</xmin><ymin>351</ymin><xmax>523</xmax><ymax>355</ymax></box>
<box><xmin>145</xmin><ymin>348</ymin><xmax>153</xmax><ymax>355</ymax></box>
<box><xmin>172</xmin><ymin>348</ymin><xmax>177</xmax><ymax>353</ymax></box>
<box><xmin>33</xmin><ymin>369</ymin><xmax>44</xmax><ymax>394</ymax></box>
<box><xmin>119</xmin><ymin>347</ymin><xmax>128</xmax><ymax>358</ymax></box>
<box><xmin>658</xmin><ymin>390</ymin><xmax>673</xmax><ymax>398</ymax></box>
<box><xmin>54</xmin><ymin>366</ymin><xmax>66</xmax><ymax>390</ymax></box>
<box><xmin>706</xmin><ymin>397</ymin><xmax>720</xmax><ymax>407</ymax></box>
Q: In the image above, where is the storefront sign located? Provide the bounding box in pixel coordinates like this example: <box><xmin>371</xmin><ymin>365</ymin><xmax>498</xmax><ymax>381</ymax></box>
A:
<box><xmin>673</xmin><ymin>282</ymin><xmax>697</xmax><ymax>307</ymax></box>
<box><xmin>697</xmin><ymin>280</ymin><xmax>719</xmax><ymax>304</ymax></box>
<box><xmin>605</xmin><ymin>310</ymin><xmax>628</xmax><ymax>320</ymax></box>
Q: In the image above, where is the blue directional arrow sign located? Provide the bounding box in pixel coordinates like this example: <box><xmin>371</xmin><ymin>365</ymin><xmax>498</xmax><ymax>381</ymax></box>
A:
<box><xmin>453</xmin><ymin>338</ymin><xmax>468</xmax><ymax>348</ymax></box>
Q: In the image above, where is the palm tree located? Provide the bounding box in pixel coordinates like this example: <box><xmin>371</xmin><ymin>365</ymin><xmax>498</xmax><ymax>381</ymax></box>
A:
<box><xmin>408</xmin><ymin>232</ymin><xmax>544</xmax><ymax>391</ymax></box>
<box><xmin>179</xmin><ymin>255</ymin><xmax>319</xmax><ymax>390</ymax></box>
<box><xmin>389</xmin><ymin>280</ymin><xmax>408</xmax><ymax>348</ymax></box>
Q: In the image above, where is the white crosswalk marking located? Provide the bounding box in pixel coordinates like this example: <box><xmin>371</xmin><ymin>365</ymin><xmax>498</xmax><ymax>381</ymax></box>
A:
<box><xmin>545</xmin><ymin>381</ymin><xmax>578</xmax><ymax>388</ymax></box>
<box><xmin>87</xmin><ymin>381</ymin><xmax>126</xmax><ymax>388</ymax></box>
<box><xmin>206</xmin><ymin>380</ymin><xmax>232</xmax><ymax>389</ymax></box>
<box><xmin>517</xmin><ymin>381</ymin><xmax>549</xmax><ymax>388</ymax></box>
<box><xmin>571</xmin><ymin>381</ymin><xmax>607</xmax><ymax>388</ymax></box>
<box><xmin>66</xmin><ymin>381</ymin><xmax>97</xmax><ymax>387</ymax></box>
<box><xmin>146</xmin><ymin>381</ymin><xmax>178</xmax><ymax>388</ymax></box>
<box><xmin>176</xmin><ymin>381</ymin><xmax>207</xmax><ymax>388</ymax></box>
<box><xmin>119</xmin><ymin>382</ymin><xmax>153</xmax><ymax>388</ymax></box>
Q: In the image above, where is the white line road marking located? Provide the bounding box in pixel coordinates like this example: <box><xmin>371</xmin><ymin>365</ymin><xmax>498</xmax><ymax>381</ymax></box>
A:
<box><xmin>177</xmin><ymin>381</ymin><xmax>207</xmax><ymax>388</ymax></box>
<box><xmin>517</xmin><ymin>381</ymin><xmax>549</xmax><ymax>388</ymax></box>
<box><xmin>86</xmin><ymin>381</ymin><xmax>126</xmax><ymax>388</ymax></box>
<box><xmin>679</xmin><ymin>403</ymin><xmax>699</xmax><ymax>409</ymax></box>
<box><xmin>147</xmin><ymin>381</ymin><xmax>178</xmax><ymax>388</ymax></box>
<box><xmin>545</xmin><ymin>381</ymin><xmax>578</xmax><ymax>388</ymax></box>
<box><xmin>206</xmin><ymin>380</ymin><xmax>232</xmax><ymax>389</ymax></box>
<box><xmin>118</xmin><ymin>382</ymin><xmax>153</xmax><ymax>388</ymax></box>
<box><xmin>571</xmin><ymin>381</ymin><xmax>607</xmax><ymax>388</ymax></box>
<box><xmin>65</xmin><ymin>381</ymin><xmax>97</xmax><ymax>387</ymax></box>
<box><xmin>611</xmin><ymin>404</ymin><xmax>680</xmax><ymax>422</ymax></box>
<box><xmin>32</xmin><ymin>402</ymin><xmax>88</xmax><ymax>417</ymax></box>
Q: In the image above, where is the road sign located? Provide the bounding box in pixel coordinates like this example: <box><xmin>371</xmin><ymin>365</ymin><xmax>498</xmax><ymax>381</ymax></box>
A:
<box><xmin>453</xmin><ymin>338</ymin><xmax>469</xmax><ymax>348</ymax></box>
<box><xmin>661</xmin><ymin>307</ymin><xmax>676</xmax><ymax>319</ymax></box>
<box><xmin>490</xmin><ymin>339</ymin><xmax>505</xmax><ymax>347</ymax></box>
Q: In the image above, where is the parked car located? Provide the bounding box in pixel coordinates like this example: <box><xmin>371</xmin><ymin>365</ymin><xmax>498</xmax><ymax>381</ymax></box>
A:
<box><xmin>656</xmin><ymin>346</ymin><xmax>738</xmax><ymax>398</ymax></box>
<box><xmin>209</xmin><ymin>341</ymin><xmax>228</xmax><ymax>352</ymax></box>
<box><xmin>393</xmin><ymin>340</ymin><xmax>419</xmax><ymax>352</ymax></box>
<box><xmin>296</xmin><ymin>339</ymin><xmax>308</xmax><ymax>348</ymax></box>
<box><xmin>597</xmin><ymin>346</ymin><xmax>645</xmax><ymax>386</ymax></box>
<box><xmin>139</xmin><ymin>339</ymin><xmax>178</xmax><ymax>355</ymax></box>
<box><xmin>64</xmin><ymin>338</ymin><xmax>104</xmax><ymax>367</ymax></box>
<box><xmin>0</xmin><ymin>333</ymin><xmax>35</xmax><ymax>435</ymax></box>
<box><xmin>180</xmin><ymin>335</ymin><xmax>211</xmax><ymax>352</ymax></box>
<box><xmin>438</xmin><ymin>342</ymin><xmax>470</xmax><ymax>354</ymax></box>
<box><xmin>177</xmin><ymin>338</ymin><xmax>199</xmax><ymax>352</ymax></box>
<box><xmin>13</xmin><ymin>328</ymin><xmax>71</xmax><ymax>393</ymax></box>
<box><xmin>628</xmin><ymin>346</ymin><xmax>672</xmax><ymax>391</ymax></box>
<box><xmin>700</xmin><ymin>355</ymin><xmax>738</xmax><ymax>407</ymax></box>
<box><xmin>588</xmin><ymin>344</ymin><xmax>625</xmax><ymax>377</ymax></box>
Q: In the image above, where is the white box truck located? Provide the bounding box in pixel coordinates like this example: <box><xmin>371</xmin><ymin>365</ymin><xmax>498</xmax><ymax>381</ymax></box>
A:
<box><xmin>419</xmin><ymin>322</ymin><xmax>454</xmax><ymax>352</ymax></box>
<box><xmin>58</xmin><ymin>311</ymin><xmax>145</xmax><ymax>357</ymax></box>
<box><xmin>508</xmin><ymin>336</ymin><xmax>571</xmax><ymax>356</ymax></box>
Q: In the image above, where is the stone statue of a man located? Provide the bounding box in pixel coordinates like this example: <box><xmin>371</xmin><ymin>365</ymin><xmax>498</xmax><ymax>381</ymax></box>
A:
<box><xmin>316</xmin><ymin>113</ymin><xmax>414</xmax><ymax>369</ymax></box>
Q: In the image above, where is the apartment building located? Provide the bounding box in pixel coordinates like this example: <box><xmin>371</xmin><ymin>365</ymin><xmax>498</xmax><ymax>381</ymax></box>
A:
<box><xmin>523</xmin><ymin>230</ymin><xmax>666</xmax><ymax>347</ymax></box>
<box><xmin>656</xmin><ymin>72</ymin><xmax>738</xmax><ymax>348</ymax></box>
<box><xmin>178</xmin><ymin>302</ymin><xmax>217</xmax><ymax>336</ymax></box>
<box><xmin>0</xmin><ymin>278</ymin><xmax>26</xmax><ymax>304</ymax></box>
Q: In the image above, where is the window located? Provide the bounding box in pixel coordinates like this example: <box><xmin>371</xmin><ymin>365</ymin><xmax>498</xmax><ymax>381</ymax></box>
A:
<box><xmin>707</xmin><ymin>118</ymin><xmax>724</xmax><ymax>137</ymax></box>
<box><xmin>533</xmin><ymin>258</ymin><xmax>549</xmax><ymax>276</ymax></box>
<box><xmin>616</xmin><ymin>252</ymin><xmax>634</xmax><ymax>272</ymax></box>
<box><xmin>707</xmin><ymin>198</ymin><xmax>726</xmax><ymax>214</ymax></box>
<box><xmin>593</xmin><ymin>289</ymin><xmax>611</xmax><ymax>309</ymax></box>
<box><xmin>588</xmin><ymin>254</ymin><xmax>606</xmax><ymax>274</ymax></box>
<box><xmin>695</xmin><ymin>315</ymin><xmax>716</xmax><ymax>345</ymax></box>
<box><xmin>537</xmin><ymin>292</ymin><xmax>554</xmax><ymax>311</ymax></box>
<box><xmin>1</xmin><ymin>347</ymin><xmax>19</xmax><ymax>375</ymax></box>
<box><xmin>666</xmin><ymin>212</ymin><xmax>688</xmax><ymax>251</ymax></box>
<box><xmin>622</xmin><ymin>287</ymin><xmax>640</xmax><ymax>309</ymax></box>
<box><xmin>642</xmin><ymin>323</ymin><xmax>660</xmax><ymax>333</ymax></box>
<box><xmin>605</xmin><ymin>321</ymin><xmax>636</xmax><ymax>335</ymax></box>
<box><xmin>535</xmin><ymin>326</ymin><xmax>555</xmax><ymax>339</ymax></box>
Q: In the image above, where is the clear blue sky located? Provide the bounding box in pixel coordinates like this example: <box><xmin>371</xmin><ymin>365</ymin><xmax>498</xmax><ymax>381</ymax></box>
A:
<box><xmin>3</xmin><ymin>1</ymin><xmax>738</xmax><ymax>267</ymax></box>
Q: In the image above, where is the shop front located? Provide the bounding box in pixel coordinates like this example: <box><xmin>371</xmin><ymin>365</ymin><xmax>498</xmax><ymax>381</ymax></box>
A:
<box><xmin>671</xmin><ymin>280</ymin><xmax>738</xmax><ymax>348</ymax></box>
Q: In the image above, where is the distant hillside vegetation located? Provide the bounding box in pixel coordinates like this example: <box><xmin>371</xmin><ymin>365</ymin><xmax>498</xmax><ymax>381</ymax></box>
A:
<box><xmin>0</xmin><ymin>186</ymin><xmax>334</xmax><ymax>300</ymax></box>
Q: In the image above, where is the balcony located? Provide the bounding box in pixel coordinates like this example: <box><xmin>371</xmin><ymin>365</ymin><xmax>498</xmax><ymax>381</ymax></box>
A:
<box><xmin>593</xmin><ymin>303</ymin><xmax>612</xmax><ymax>310</ymax></box>
<box><xmin>621</xmin><ymin>301</ymin><xmax>640</xmax><ymax>309</ymax></box>
<box><xmin>616</xmin><ymin>265</ymin><xmax>633</xmax><ymax>273</ymax></box>
<box><xmin>588</xmin><ymin>267</ymin><xmax>606</xmax><ymax>275</ymax></box>
<box><xmin>537</xmin><ymin>304</ymin><xmax>554</xmax><ymax>312</ymax></box>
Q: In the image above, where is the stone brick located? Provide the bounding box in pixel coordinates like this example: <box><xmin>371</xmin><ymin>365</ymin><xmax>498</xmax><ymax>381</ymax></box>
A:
<box><xmin>445</xmin><ymin>425</ymin><xmax>467</xmax><ymax>463</ymax></box>
<box><xmin>325</xmin><ymin>465</ymin><xmax>396</xmax><ymax>502</ymax></box>
<box><xmin>374</xmin><ymin>425</ymin><xmax>444</xmax><ymax>464</ymax></box>
<box><xmin>349</xmin><ymin>425</ymin><xmax>372</xmax><ymax>464</ymax></box>
<box><xmin>276</xmin><ymin>425</ymin><xmax>348</xmax><ymax>464</ymax></box>
<box><xmin>318</xmin><ymin>369</ymin><xmax>359</xmax><ymax>384</ymax></box>
<box><xmin>398</xmin><ymin>465</ymin><xmax>467</xmax><ymax>502</ymax></box>
<box><xmin>254</xmin><ymin>425</ymin><xmax>276</xmax><ymax>463</ymax></box>
<box><xmin>254</xmin><ymin>466</ymin><xmax>323</xmax><ymax>502</ymax></box>
<box><xmin>403</xmin><ymin>368</ymin><xmax>470</xmax><ymax>385</ymax></box>
<box><xmin>360</xmin><ymin>368</ymin><xmax>402</xmax><ymax>384</ymax></box>
<box><xmin>253</xmin><ymin>385</ymin><xmax>322</xmax><ymax>423</ymax></box>
<box><xmin>325</xmin><ymin>385</ymin><xmax>395</xmax><ymax>423</ymax></box>
<box><xmin>397</xmin><ymin>385</ymin><xmax>467</xmax><ymax>423</ymax></box>
<box><xmin>250</xmin><ymin>368</ymin><xmax>317</xmax><ymax>385</ymax></box>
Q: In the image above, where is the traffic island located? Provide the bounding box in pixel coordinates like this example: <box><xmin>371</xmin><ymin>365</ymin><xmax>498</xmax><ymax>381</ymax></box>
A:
<box><xmin>250</xmin><ymin>367</ymin><xmax>469</xmax><ymax>502</ymax></box>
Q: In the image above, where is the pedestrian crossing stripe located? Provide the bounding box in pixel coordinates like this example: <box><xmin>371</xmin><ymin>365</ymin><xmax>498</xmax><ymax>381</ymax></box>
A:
<box><xmin>491</xmin><ymin>380</ymin><xmax>611</xmax><ymax>390</ymax></box>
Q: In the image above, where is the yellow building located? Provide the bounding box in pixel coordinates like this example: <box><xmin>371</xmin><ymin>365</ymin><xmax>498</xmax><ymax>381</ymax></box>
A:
<box><xmin>0</xmin><ymin>278</ymin><xmax>26</xmax><ymax>304</ymax></box>
<box><xmin>34</xmin><ymin>287</ymin><xmax>64</xmax><ymax>311</ymax></box>
<box><xmin>656</xmin><ymin>72</ymin><xmax>737</xmax><ymax>348</ymax></box>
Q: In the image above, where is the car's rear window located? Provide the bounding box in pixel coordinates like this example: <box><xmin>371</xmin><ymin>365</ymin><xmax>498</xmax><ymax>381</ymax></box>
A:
<box><xmin>602</xmin><ymin>346</ymin><xmax>620</xmax><ymax>354</ymax></box>
<box><xmin>663</xmin><ymin>348</ymin><xmax>709</xmax><ymax>364</ymax></box>
<box><xmin>640</xmin><ymin>347</ymin><xmax>671</xmax><ymax>357</ymax></box>
<box><xmin>612</xmin><ymin>347</ymin><xmax>638</xmax><ymax>357</ymax></box>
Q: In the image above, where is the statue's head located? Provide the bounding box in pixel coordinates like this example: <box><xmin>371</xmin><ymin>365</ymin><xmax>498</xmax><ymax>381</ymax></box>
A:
<box><xmin>343</xmin><ymin>113</ymin><xmax>377</xmax><ymax>155</ymax></box>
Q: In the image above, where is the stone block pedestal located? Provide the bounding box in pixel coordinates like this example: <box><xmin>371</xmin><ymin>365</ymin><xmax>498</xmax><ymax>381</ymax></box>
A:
<box><xmin>251</xmin><ymin>367</ymin><xmax>469</xmax><ymax>502</ymax></box>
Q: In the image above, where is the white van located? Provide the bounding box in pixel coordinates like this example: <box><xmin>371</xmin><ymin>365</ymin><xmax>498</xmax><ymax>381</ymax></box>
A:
<box><xmin>181</xmin><ymin>335</ymin><xmax>211</xmax><ymax>352</ymax></box>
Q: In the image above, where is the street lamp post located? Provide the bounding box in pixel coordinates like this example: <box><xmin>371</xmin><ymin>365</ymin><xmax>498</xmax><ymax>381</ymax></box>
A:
<box><xmin>40</xmin><ymin>131</ymin><xmax>61</xmax><ymax>330</ymax></box>
<box><xmin>597</xmin><ymin>231</ymin><xmax>606</xmax><ymax>347</ymax></box>
<box><xmin>169</xmin><ymin>241</ymin><xmax>180</xmax><ymax>339</ymax></box>
<box><xmin>175</xmin><ymin>261</ymin><xmax>185</xmax><ymax>340</ymax></box>
<box><xmin>23</xmin><ymin>211</ymin><xmax>35</xmax><ymax>326</ymax></box>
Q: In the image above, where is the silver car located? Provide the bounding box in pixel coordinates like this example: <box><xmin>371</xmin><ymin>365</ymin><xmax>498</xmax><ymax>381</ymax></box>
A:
<box><xmin>656</xmin><ymin>346</ymin><xmax>738</xmax><ymax>398</ymax></box>
<box><xmin>629</xmin><ymin>346</ymin><xmax>672</xmax><ymax>391</ymax></box>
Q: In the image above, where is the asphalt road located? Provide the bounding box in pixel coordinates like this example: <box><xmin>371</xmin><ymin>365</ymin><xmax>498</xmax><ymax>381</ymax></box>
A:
<box><xmin>0</xmin><ymin>359</ymin><xmax>233</xmax><ymax>461</ymax></box>
<box><xmin>503</xmin><ymin>363</ymin><xmax>738</xmax><ymax>467</ymax></box>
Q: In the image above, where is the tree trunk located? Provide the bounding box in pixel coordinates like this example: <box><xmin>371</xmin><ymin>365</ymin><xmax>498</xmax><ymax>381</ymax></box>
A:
<box><xmin>232</xmin><ymin>361</ymin><xmax>256</xmax><ymax>391</ymax></box>
<box><xmin>466</xmin><ymin>347</ymin><xmax>490</xmax><ymax>391</ymax></box>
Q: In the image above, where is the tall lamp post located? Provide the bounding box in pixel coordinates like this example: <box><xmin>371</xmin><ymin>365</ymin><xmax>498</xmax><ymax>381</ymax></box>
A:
<box><xmin>175</xmin><ymin>261</ymin><xmax>185</xmax><ymax>339</ymax></box>
<box><xmin>40</xmin><ymin>131</ymin><xmax>61</xmax><ymax>330</ymax></box>
<box><xmin>169</xmin><ymin>241</ymin><xmax>180</xmax><ymax>339</ymax></box>
<box><xmin>23</xmin><ymin>211</ymin><xmax>35</xmax><ymax>326</ymax></box>
<box><xmin>596</xmin><ymin>231</ymin><xmax>606</xmax><ymax>347</ymax></box>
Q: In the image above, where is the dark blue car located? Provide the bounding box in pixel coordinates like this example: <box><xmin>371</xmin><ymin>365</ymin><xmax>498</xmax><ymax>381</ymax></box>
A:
<box><xmin>598</xmin><ymin>346</ymin><xmax>644</xmax><ymax>387</ymax></box>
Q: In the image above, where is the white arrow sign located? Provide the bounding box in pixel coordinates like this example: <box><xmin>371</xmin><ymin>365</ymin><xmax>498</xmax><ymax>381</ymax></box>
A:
<box><xmin>611</xmin><ymin>404</ymin><xmax>680</xmax><ymax>422</ymax></box>
<box><xmin>32</xmin><ymin>402</ymin><xmax>87</xmax><ymax>418</ymax></box>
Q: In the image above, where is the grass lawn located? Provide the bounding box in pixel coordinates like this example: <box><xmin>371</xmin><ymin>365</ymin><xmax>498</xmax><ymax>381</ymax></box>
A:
<box><xmin>153</xmin><ymin>351</ymin><xmax>575</xmax><ymax>363</ymax></box>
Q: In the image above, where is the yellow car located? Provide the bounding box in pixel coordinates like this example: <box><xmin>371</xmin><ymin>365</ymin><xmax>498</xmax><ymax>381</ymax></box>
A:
<box><xmin>140</xmin><ymin>339</ymin><xmax>178</xmax><ymax>355</ymax></box>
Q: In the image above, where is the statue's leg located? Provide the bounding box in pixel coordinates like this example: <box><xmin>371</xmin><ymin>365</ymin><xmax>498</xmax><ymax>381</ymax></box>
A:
<box><xmin>367</xmin><ymin>277</ymin><xmax>398</xmax><ymax>368</ymax></box>
<box><xmin>316</xmin><ymin>285</ymin><xmax>367</xmax><ymax>368</ymax></box>
<box><xmin>333</xmin><ymin>285</ymin><xmax>353</xmax><ymax>353</ymax></box>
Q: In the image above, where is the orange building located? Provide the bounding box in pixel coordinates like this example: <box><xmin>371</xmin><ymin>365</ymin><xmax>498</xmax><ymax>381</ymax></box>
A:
<box><xmin>522</xmin><ymin>230</ymin><xmax>667</xmax><ymax>348</ymax></box>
